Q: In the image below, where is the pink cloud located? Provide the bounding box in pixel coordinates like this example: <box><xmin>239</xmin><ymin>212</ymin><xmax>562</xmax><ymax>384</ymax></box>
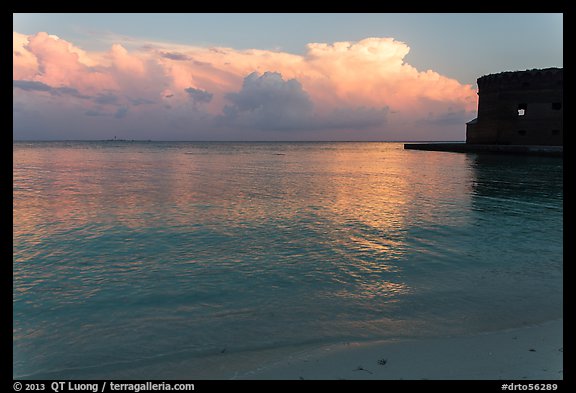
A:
<box><xmin>13</xmin><ymin>32</ymin><xmax>477</xmax><ymax>140</ymax></box>
<box><xmin>109</xmin><ymin>44</ymin><xmax>146</xmax><ymax>76</ymax></box>
<box><xmin>13</xmin><ymin>32</ymin><xmax>39</xmax><ymax>80</ymax></box>
<box><xmin>18</xmin><ymin>32</ymin><xmax>117</xmax><ymax>93</ymax></box>
<box><xmin>150</xmin><ymin>37</ymin><xmax>476</xmax><ymax>115</ymax></box>
<box><xmin>299</xmin><ymin>38</ymin><xmax>476</xmax><ymax>114</ymax></box>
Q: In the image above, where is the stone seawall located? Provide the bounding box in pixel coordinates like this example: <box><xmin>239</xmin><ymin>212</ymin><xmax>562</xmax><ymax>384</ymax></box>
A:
<box><xmin>404</xmin><ymin>143</ymin><xmax>562</xmax><ymax>157</ymax></box>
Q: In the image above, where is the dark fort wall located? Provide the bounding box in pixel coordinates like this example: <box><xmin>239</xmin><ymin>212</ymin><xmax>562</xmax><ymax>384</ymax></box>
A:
<box><xmin>466</xmin><ymin>68</ymin><xmax>562</xmax><ymax>146</ymax></box>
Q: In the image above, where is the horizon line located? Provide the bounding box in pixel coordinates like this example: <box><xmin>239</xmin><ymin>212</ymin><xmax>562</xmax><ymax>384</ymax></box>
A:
<box><xmin>13</xmin><ymin>139</ymin><xmax>466</xmax><ymax>143</ymax></box>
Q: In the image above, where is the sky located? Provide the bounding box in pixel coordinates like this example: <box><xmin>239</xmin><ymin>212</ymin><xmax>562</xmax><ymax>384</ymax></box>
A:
<box><xmin>13</xmin><ymin>13</ymin><xmax>563</xmax><ymax>141</ymax></box>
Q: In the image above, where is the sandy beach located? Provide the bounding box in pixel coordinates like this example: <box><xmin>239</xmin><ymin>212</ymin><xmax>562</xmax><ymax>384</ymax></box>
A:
<box><xmin>238</xmin><ymin>319</ymin><xmax>563</xmax><ymax>380</ymax></box>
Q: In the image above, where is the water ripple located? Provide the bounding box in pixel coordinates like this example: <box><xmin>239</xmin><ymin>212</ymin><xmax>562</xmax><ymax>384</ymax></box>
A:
<box><xmin>13</xmin><ymin>142</ymin><xmax>563</xmax><ymax>378</ymax></box>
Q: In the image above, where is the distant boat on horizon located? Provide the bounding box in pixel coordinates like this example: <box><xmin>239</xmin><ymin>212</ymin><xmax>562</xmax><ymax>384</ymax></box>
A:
<box><xmin>102</xmin><ymin>137</ymin><xmax>152</xmax><ymax>142</ymax></box>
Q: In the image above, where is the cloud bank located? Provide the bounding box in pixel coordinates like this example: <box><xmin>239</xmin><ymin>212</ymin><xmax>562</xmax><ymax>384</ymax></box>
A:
<box><xmin>13</xmin><ymin>32</ymin><xmax>477</xmax><ymax>140</ymax></box>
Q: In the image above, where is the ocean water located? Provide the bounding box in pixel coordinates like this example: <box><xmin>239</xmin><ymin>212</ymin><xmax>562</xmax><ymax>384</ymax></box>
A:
<box><xmin>13</xmin><ymin>142</ymin><xmax>563</xmax><ymax>379</ymax></box>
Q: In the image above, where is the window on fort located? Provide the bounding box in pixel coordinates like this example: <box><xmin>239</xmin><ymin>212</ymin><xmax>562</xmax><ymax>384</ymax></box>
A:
<box><xmin>517</xmin><ymin>103</ymin><xmax>527</xmax><ymax>116</ymax></box>
<box><xmin>552</xmin><ymin>103</ymin><xmax>562</xmax><ymax>110</ymax></box>
<box><xmin>518</xmin><ymin>130</ymin><xmax>527</xmax><ymax>136</ymax></box>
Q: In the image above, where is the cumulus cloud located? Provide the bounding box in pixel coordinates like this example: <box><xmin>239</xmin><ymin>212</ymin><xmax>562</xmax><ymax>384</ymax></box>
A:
<box><xmin>13</xmin><ymin>32</ymin><xmax>477</xmax><ymax>140</ymax></box>
<box><xmin>16</xmin><ymin>32</ymin><xmax>116</xmax><ymax>93</ymax></box>
<box><xmin>185</xmin><ymin>87</ymin><xmax>213</xmax><ymax>105</ymax></box>
<box><xmin>13</xmin><ymin>79</ymin><xmax>89</xmax><ymax>98</ymax></box>
<box><xmin>220</xmin><ymin>72</ymin><xmax>391</xmax><ymax>132</ymax></box>
<box><xmin>13</xmin><ymin>79</ymin><xmax>52</xmax><ymax>92</ymax></box>
<box><xmin>222</xmin><ymin>72</ymin><xmax>313</xmax><ymax>130</ymax></box>
<box><xmin>161</xmin><ymin>51</ymin><xmax>190</xmax><ymax>61</ymax></box>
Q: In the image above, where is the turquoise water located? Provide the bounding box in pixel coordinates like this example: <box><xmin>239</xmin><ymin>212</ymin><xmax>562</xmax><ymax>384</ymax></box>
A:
<box><xmin>13</xmin><ymin>142</ymin><xmax>563</xmax><ymax>379</ymax></box>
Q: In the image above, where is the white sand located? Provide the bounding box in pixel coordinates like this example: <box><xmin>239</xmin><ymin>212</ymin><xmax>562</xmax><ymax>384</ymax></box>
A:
<box><xmin>238</xmin><ymin>319</ymin><xmax>563</xmax><ymax>380</ymax></box>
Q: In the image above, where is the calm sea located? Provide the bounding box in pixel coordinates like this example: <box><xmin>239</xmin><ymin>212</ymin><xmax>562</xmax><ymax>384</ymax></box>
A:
<box><xmin>13</xmin><ymin>142</ymin><xmax>563</xmax><ymax>379</ymax></box>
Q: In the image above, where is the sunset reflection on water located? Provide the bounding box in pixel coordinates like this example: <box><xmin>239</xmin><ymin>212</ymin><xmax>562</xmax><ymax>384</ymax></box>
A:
<box><xmin>13</xmin><ymin>142</ymin><xmax>562</xmax><ymax>379</ymax></box>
